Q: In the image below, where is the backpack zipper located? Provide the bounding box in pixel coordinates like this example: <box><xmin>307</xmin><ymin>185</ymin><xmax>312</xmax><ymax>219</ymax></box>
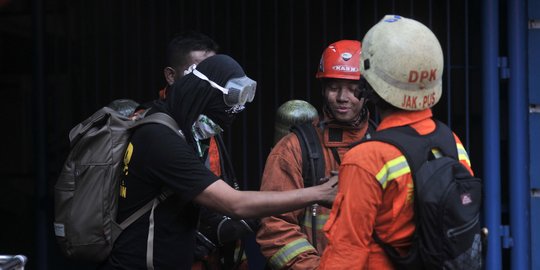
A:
<box><xmin>446</xmin><ymin>213</ymin><xmax>479</xmax><ymax>238</ymax></box>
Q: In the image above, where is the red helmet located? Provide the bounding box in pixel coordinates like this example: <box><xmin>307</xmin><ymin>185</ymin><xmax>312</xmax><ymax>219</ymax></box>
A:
<box><xmin>316</xmin><ymin>40</ymin><xmax>362</xmax><ymax>80</ymax></box>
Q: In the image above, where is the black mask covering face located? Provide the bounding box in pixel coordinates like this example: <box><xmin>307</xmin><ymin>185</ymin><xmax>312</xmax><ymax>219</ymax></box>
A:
<box><xmin>155</xmin><ymin>54</ymin><xmax>248</xmax><ymax>146</ymax></box>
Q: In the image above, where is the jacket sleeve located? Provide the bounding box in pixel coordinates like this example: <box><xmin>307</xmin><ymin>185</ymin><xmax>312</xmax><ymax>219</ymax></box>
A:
<box><xmin>319</xmin><ymin>163</ymin><xmax>383</xmax><ymax>270</ymax></box>
<box><xmin>256</xmin><ymin>134</ymin><xmax>320</xmax><ymax>270</ymax></box>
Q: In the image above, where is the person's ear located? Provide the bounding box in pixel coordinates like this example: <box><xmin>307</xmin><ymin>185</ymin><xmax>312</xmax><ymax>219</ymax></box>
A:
<box><xmin>164</xmin><ymin>67</ymin><xmax>176</xmax><ymax>86</ymax></box>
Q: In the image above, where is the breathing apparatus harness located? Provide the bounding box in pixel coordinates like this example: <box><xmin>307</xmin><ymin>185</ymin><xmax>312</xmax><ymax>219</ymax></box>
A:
<box><xmin>291</xmin><ymin>113</ymin><xmax>377</xmax><ymax>248</ymax></box>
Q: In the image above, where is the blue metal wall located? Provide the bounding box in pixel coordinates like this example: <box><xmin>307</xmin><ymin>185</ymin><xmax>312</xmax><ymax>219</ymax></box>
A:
<box><xmin>507</xmin><ymin>0</ymin><xmax>530</xmax><ymax>269</ymax></box>
<box><xmin>528</xmin><ymin>1</ymin><xmax>540</xmax><ymax>269</ymax></box>
<box><xmin>483</xmin><ymin>0</ymin><xmax>535</xmax><ymax>269</ymax></box>
<box><xmin>482</xmin><ymin>0</ymin><xmax>503</xmax><ymax>269</ymax></box>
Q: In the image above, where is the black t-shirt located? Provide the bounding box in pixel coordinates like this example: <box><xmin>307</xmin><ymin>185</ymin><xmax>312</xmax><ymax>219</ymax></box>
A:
<box><xmin>101</xmin><ymin>122</ymin><xmax>219</xmax><ymax>270</ymax></box>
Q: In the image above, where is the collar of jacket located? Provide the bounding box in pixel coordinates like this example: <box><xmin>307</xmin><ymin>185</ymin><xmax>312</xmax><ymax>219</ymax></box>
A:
<box><xmin>158</xmin><ymin>86</ymin><xmax>168</xmax><ymax>100</ymax></box>
<box><xmin>319</xmin><ymin>114</ymin><xmax>370</xmax><ymax>148</ymax></box>
<box><xmin>377</xmin><ymin>109</ymin><xmax>435</xmax><ymax>135</ymax></box>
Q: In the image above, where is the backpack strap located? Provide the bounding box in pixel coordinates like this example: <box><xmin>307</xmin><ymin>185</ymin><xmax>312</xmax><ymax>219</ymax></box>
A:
<box><xmin>290</xmin><ymin>123</ymin><xmax>325</xmax><ymax>188</ymax></box>
<box><xmin>290</xmin><ymin>123</ymin><xmax>324</xmax><ymax>250</ymax></box>
<box><xmin>369</xmin><ymin>120</ymin><xmax>458</xmax><ymax>174</ymax></box>
<box><xmin>117</xmin><ymin>112</ymin><xmax>182</xmax><ymax>231</ymax></box>
<box><xmin>131</xmin><ymin>112</ymin><xmax>185</xmax><ymax>139</ymax></box>
<box><xmin>118</xmin><ymin>190</ymin><xmax>173</xmax><ymax>230</ymax></box>
<box><xmin>124</xmin><ymin>112</ymin><xmax>182</xmax><ymax>270</ymax></box>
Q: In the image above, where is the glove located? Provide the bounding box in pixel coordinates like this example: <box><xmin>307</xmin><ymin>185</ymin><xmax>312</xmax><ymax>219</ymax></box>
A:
<box><xmin>216</xmin><ymin>217</ymin><xmax>260</xmax><ymax>245</ymax></box>
<box><xmin>193</xmin><ymin>231</ymin><xmax>217</xmax><ymax>261</ymax></box>
<box><xmin>197</xmin><ymin>207</ymin><xmax>226</xmax><ymax>245</ymax></box>
<box><xmin>197</xmin><ymin>206</ymin><xmax>260</xmax><ymax>246</ymax></box>
<box><xmin>243</xmin><ymin>218</ymin><xmax>261</xmax><ymax>232</ymax></box>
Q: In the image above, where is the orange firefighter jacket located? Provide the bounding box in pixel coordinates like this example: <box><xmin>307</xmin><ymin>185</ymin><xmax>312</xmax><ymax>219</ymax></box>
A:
<box><xmin>257</xmin><ymin>118</ymin><xmax>370</xmax><ymax>270</ymax></box>
<box><xmin>319</xmin><ymin>109</ymin><xmax>474</xmax><ymax>270</ymax></box>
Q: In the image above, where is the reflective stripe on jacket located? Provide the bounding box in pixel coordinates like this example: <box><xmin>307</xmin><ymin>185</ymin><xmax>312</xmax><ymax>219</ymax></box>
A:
<box><xmin>257</xmin><ymin>119</ymin><xmax>369</xmax><ymax>270</ymax></box>
<box><xmin>319</xmin><ymin>109</ymin><xmax>473</xmax><ymax>270</ymax></box>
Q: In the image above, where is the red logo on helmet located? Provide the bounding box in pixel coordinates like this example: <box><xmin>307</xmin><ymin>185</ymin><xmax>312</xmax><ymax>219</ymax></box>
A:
<box><xmin>408</xmin><ymin>69</ymin><xmax>438</xmax><ymax>83</ymax></box>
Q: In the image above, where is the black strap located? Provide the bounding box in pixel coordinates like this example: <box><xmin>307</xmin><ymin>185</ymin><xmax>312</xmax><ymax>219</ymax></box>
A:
<box><xmin>366</xmin><ymin>119</ymin><xmax>378</xmax><ymax>138</ymax></box>
<box><xmin>290</xmin><ymin>123</ymin><xmax>325</xmax><ymax>249</ymax></box>
<box><xmin>344</xmin><ymin>119</ymin><xmax>379</xmax><ymax>149</ymax></box>
<box><xmin>369</xmin><ymin>120</ymin><xmax>458</xmax><ymax>173</ymax></box>
<box><xmin>330</xmin><ymin>148</ymin><xmax>341</xmax><ymax>165</ymax></box>
<box><xmin>204</xmin><ymin>134</ymin><xmax>246</xmax><ymax>269</ymax></box>
<box><xmin>214</xmin><ymin>133</ymin><xmax>241</xmax><ymax>190</ymax></box>
<box><xmin>290</xmin><ymin>123</ymin><xmax>325</xmax><ymax>189</ymax></box>
<box><xmin>215</xmin><ymin>134</ymin><xmax>245</xmax><ymax>269</ymax></box>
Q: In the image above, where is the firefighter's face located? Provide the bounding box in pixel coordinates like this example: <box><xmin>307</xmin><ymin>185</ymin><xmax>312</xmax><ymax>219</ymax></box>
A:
<box><xmin>323</xmin><ymin>79</ymin><xmax>364</xmax><ymax>123</ymax></box>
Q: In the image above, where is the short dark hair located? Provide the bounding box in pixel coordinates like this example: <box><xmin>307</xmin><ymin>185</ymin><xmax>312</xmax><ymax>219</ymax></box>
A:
<box><xmin>368</xmin><ymin>86</ymin><xmax>400</xmax><ymax>113</ymax></box>
<box><xmin>166</xmin><ymin>31</ymin><xmax>219</xmax><ymax>69</ymax></box>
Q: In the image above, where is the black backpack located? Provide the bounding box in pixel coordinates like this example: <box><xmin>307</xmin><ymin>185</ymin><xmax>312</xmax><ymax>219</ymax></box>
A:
<box><xmin>368</xmin><ymin>120</ymin><xmax>482</xmax><ymax>270</ymax></box>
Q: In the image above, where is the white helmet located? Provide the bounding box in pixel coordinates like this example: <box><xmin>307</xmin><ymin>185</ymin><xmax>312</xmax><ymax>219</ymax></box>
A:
<box><xmin>360</xmin><ymin>15</ymin><xmax>444</xmax><ymax>111</ymax></box>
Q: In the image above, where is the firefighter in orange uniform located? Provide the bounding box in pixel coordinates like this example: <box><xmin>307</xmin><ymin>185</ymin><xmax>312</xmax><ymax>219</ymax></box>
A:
<box><xmin>319</xmin><ymin>15</ymin><xmax>474</xmax><ymax>269</ymax></box>
<box><xmin>256</xmin><ymin>40</ymin><xmax>373</xmax><ymax>269</ymax></box>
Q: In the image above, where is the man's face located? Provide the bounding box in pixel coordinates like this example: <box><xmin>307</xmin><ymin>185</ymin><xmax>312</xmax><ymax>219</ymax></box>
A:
<box><xmin>323</xmin><ymin>79</ymin><xmax>364</xmax><ymax>123</ymax></box>
<box><xmin>174</xmin><ymin>50</ymin><xmax>216</xmax><ymax>82</ymax></box>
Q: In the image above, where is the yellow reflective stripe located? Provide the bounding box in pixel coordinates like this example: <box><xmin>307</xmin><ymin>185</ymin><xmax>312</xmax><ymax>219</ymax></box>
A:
<box><xmin>375</xmin><ymin>143</ymin><xmax>470</xmax><ymax>191</ymax></box>
<box><xmin>234</xmin><ymin>246</ymin><xmax>247</xmax><ymax>260</ymax></box>
<box><xmin>456</xmin><ymin>143</ymin><xmax>471</xmax><ymax>166</ymax></box>
<box><xmin>268</xmin><ymin>238</ymin><xmax>316</xmax><ymax>269</ymax></box>
<box><xmin>431</xmin><ymin>145</ymin><xmax>471</xmax><ymax>167</ymax></box>
<box><xmin>376</xmin><ymin>156</ymin><xmax>410</xmax><ymax>189</ymax></box>
<box><xmin>432</xmin><ymin>148</ymin><xmax>443</xmax><ymax>158</ymax></box>
<box><xmin>302</xmin><ymin>213</ymin><xmax>329</xmax><ymax>230</ymax></box>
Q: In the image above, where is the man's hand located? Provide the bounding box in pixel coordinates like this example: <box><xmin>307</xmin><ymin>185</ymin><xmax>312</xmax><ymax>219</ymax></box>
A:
<box><xmin>318</xmin><ymin>170</ymin><xmax>339</xmax><ymax>185</ymax></box>
<box><xmin>317</xmin><ymin>174</ymin><xmax>338</xmax><ymax>208</ymax></box>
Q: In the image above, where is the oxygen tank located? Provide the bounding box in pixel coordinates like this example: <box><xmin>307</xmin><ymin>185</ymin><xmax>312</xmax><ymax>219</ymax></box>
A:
<box><xmin>274</xmin><ymin>100</ymin><xmax>318</xmax><ymax>144</ymax></box>
<box><xmin>107</xmin><ymin>99</ymin><xmax>140</xmax><ymax>117</ymax></box>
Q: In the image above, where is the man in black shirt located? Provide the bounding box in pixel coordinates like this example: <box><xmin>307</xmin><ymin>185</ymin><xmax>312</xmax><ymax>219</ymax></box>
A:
<box><xmin>100</xmin><ymin>54</ymin><xmax>337</xmax><ymax>270</ymax></box>
<box><xmin>131</xmin><ymin>32</ymin><xmax>258</xmax><ymax>269</ymax></box>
